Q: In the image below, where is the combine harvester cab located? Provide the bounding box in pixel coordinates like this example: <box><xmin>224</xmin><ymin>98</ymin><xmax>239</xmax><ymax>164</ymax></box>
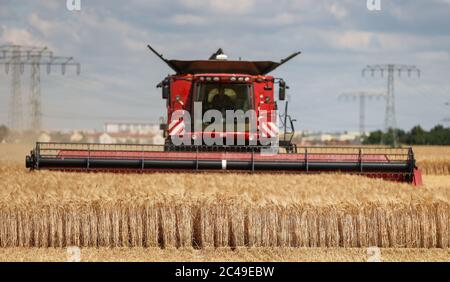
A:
<box><xmin>25</xmin><ymin>45</ymin><xmax>423</xmax><ymax>185</ymax></box>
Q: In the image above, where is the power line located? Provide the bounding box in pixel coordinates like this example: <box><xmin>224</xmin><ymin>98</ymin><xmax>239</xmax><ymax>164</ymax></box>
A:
<box><xmin>362</xmin><ymin>64</ymin><xmax>420</xmax><ymax>146</ymax></box>
<box><xmin>0</xmin><ymin>45</ymin><xmax>80</xmax><ymax>131</ymax></box>
<box><xmin>339</xmin><ymin>91</ymin><xmax>385</xmax><ymax>142</ymax></box>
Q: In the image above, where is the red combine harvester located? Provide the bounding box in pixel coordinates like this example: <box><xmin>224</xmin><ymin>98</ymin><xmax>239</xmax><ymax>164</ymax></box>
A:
<box><xmin>25</xmin><ymin>45</ymin><xmax>422</xmax><ymax>185</ymax></box>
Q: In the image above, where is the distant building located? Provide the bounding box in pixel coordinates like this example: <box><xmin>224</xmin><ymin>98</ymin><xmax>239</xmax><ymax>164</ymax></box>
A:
<box><xmin>104</xmin><ymin>122</ymin><xmax>160</xmax><ymax>135</ymax></box>
<box><xmin>152</xmin><ymin>134</ymin><xmax>165</xmax><ymax>145</ymax></box>
<box><xmin>85</xmin><ymin>132</ymin><xmax>102</xmax><ymax>143</ymax></box>
<box><xmin>70</xmin><ymin>131</ymin><xmax>84</xmax><ymax>142</ymax></box>
<box><xmin>99</xmin><ymin>133</ymin><xmax>116</xmax><ymax>144</ymax></box>
<box><xmin>296</xmin><ymin>131</ymin><xmax>362</xmax><ymax>145</ymax></box>
<box><xmin>101</xmin><ymin>122</ymin><xmax>163</xmax><ymax>144</ymax></box>
<box><xmin>337</xmin><ymin>132</ymin><xmax>361</xmax><ymax>142</ymax></box>
<box><xmin>37</xmin><ymin>132</ymin><xmax>51</xmax><ymax>142</ymax></box>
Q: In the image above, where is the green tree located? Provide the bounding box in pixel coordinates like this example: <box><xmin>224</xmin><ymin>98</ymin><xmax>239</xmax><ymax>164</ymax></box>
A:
<box><xmin>364</xmin><ymin>125</ymin><xmax>450</xmax><ymax>146</ymax></box>
<box><xmin>383</xmin><ymin>128</ymin><xmax>397</xmax><ymax>146</ymax></box>
<box><xmin>409</xmin><ymin>125</ymin><xmax>427</xmax><ymax>145</ymax></box>
<box><xmin>363</xmin><ymin>130</ymin><xmax>383</xmax><ymax>145</ymax></box>
<box><xmin>428</xmin><ymin>125</ymin><xmax>450</xmax><ymax>145</ymax></box>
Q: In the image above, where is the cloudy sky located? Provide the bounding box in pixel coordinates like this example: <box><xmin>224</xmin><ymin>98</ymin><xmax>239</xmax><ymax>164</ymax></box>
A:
<box><xmin>0</xmin><ymin>0</ymin><xmax>449</xmax><ymax>132</ymax></box>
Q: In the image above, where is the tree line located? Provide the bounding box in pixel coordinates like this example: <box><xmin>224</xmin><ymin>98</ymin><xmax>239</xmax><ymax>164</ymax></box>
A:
<box><xmin>363</xmin><ymin>125</ymin><xmax>450</xmax><ymax>146</ymax></box>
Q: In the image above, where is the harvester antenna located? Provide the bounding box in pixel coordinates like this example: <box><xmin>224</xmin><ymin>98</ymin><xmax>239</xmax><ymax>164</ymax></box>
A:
<box><xmin>339</xmin><ymin>92</ymin><xmax>385</xmax><ymax>143</ymax></box>
<box><xmin>362</xmin><ymin>64</ymin><xmax>420</xmax><ymax>146</ymax></box>
<box><xmin>0</xmin><ymin>45</ymin><xmax>80</xmax><ymax>131</ymax></box>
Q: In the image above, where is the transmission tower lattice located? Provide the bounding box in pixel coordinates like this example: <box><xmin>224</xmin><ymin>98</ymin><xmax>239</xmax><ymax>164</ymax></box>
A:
<box><xmin>339</xmin><ymin>91</ymin><xmax>385</xmax><ymax>142</ymax></box>
<box><xmin>0</xmin><ymin>45</ymin><xmax>80</xmax><ymax>131</ymax></box>
<box><xmin>362</xmin><ymin>64</ymin><xmax>420</xmax><ymax>146</ymax></box>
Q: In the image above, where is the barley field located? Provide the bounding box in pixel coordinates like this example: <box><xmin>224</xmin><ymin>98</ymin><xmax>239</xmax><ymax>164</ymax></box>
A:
<box><xmin>0</xmin><ymin>144</ymin><xmax>449</xmax><ymax>261</ymax></box>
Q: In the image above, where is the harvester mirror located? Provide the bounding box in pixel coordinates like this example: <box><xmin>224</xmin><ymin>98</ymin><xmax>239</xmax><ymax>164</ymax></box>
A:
<box><xmin>279</xmin><ymin>80</ymin><xmax>287</xmax><ymax>101</ymax></box>
<box><xmin>159</xmin><ymin>123</ymin><xmax>167</xmax><ymax>130</ymax></box>
<box><xmin>157</xmin><ymin>78</ymin><xmax>170</xmax><ymax>99</ymax></box>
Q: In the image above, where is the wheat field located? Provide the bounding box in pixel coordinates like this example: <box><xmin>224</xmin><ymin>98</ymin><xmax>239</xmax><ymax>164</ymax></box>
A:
<box><xmin>414</xmin><ymin>146</ymin><xmax>450</xmax><ymax>175</ymax></box>
<box><xmin>0</xmin><ymin>144</ymin><xmax>449</xmax><ymax>261</ymax></box>
<box><xmin>0</xmin><ymin>247</ymin><xmax>449</xmax><ymax>262</ymax></box>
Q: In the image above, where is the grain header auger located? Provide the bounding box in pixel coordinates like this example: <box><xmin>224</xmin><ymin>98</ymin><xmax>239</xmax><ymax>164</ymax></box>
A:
<box><xmin>25</xmin><ymin>44</ymin><xmax>423</xmax><ymax>185</ymax></box>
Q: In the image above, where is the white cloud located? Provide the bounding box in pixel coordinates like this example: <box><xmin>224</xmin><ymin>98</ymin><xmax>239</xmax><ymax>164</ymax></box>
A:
<box><xmin>29</xmin><ymin>13</ymin><xmax>55</xmax><ymax>37</ymax></box>
<box><xmin>39</xmin><ymin>0</ymin><xmax>60</xmax><ymax>11</ymax></box>
<box><xmin>434</xmin><ymin>0</ymin><xmax>450</xmax><ymax>5</ymax></box>
<box><xmin>170</xmin><ymin>14</ymin><xmax>206</xmax><ymax>25</ymax></box>
<box><xmin>416</xmin><ymin>51</ymin><xmax>450</xmax><ymax>62</ymax></box>
<box><xmin>0</xmin><ymin>25</ymin><xmax>48</xmax><ymax>47</ymax></box>
<box><xmin>180</xmin><ymin>0</ymin><xmax>256</xmax><ymax>14</ymax></box>
<box><xmin>327</xmin><ymin>3</ymin><xmax>348</xmax><ymax>20</ymax></box>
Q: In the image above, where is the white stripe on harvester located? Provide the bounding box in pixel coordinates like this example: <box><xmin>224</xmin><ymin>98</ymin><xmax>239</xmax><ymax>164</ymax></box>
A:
<box><xmin>267</xmin><ymin>122</ymin><xmax>278</xmax><ymax>134</ymax></box>
<box><xmin>261</xmin><ymin>122</ymin><xmax>275</xmax><ymax>137</ymax></box>
<box><xmin>168</xmin><ymin>119</ymin><xmax>182</xmax><ymax>133</ymax></box>
<box><xmin>168</xmin><ymin>119</ymin><xmax>179</xmax><ymax>130</ymax></box>
<box><xmin>221</xmin><ymin>160</ymin><xmax>227</xmax><ymax>170</ymax></box>
<box><xmin>169</xmin><ymin>120</ymin><xmax>185</xmax><ymax>136</ymax></box>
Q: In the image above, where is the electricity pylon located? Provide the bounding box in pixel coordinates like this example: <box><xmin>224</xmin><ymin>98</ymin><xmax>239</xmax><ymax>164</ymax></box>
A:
<box><xmin>362</xmin><ymin>64</ymin><xmax>420</xmax><ymax>146</ymax></box>
<box><xmin>339</xmin><ymin>91</ymin><xmax>385</xmax><ymax>143</ymax></box>
<box><xmin>0</xmin><ymin>45</ymin><xmax>51</xmax><ymax>129</ymax></box>
<box><xmin>0</xmin><ymin>45</ymin><xmax>80</xmax><ymax>131</ymax></box>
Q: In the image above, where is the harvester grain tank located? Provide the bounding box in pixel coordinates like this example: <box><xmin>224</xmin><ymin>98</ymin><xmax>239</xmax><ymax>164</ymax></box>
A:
<box><xmin>25</xmin><ymin>45</ymin><xmax>422</xmax><ymax>185</ymax></box>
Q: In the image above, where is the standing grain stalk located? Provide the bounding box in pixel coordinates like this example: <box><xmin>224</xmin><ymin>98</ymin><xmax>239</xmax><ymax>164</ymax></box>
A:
<box><xmin>0</xmin><ymin>202</ymin><xmax>448</xmax><ymax>249</ymax></box>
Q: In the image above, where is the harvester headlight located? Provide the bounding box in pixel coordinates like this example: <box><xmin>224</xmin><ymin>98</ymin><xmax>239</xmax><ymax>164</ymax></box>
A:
<box><xmin>213</xmin><ymin>77</ymin><xmax>220</xmax><ymax>81</ymax></box>
<box><xmin>230</xmin><ymin>77</ymin><xmax>237</xmax><ymax>81</ymax></box>
<box><xmin>244</xmin><ymin>77</ymin><xmax>250</xmax><ymax>82</ymax></box>
<box><xmin>238</xmin><ymin>77</ymin><xmax>244</xmax><ymax>82</ymax></box>
<box><xmin>206</xmin><ymin>77</ymin><xmax>212</xmax><ymax>81</ymax></box>
<box><xmin>199</xmin><ymin>77</ymin><xmax>205</xmax><ymax>81</ymax></box>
